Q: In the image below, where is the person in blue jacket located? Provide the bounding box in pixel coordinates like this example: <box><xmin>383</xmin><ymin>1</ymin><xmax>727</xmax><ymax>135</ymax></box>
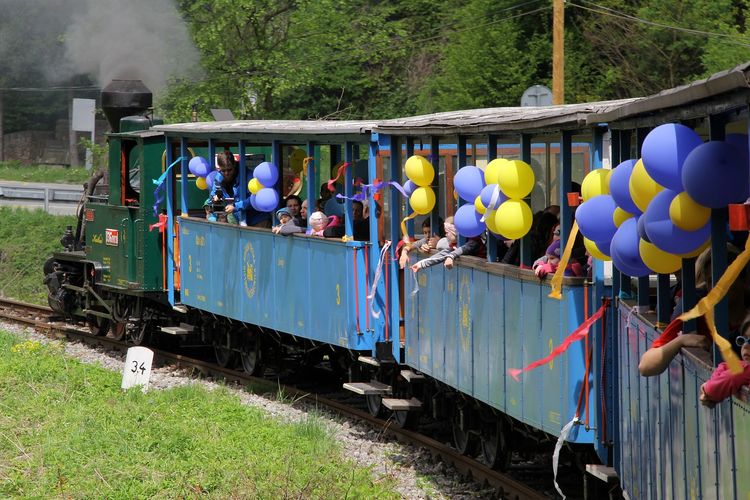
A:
<box><xmin>206</xmin><ymin>151</ymin><xmax>271</xmax><ymax>227</ymax></box>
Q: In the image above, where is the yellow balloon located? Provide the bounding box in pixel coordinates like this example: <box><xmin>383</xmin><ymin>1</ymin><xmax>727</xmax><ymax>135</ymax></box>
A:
<box><xmin>290</xmin><ymin>148</ymin><xmax>306</xmax><ymax>173</ymax></box>
<box><xmin>248</xmin><ymin>177</ymin><xmax>264</xmax><ymax>194</ymax></box>
<box><xmin>474</xmin><ymin>195</ymin><xmax>486</xmax><ymax>214</ymax></box>
<box><xmin>629</xmin><ymin>159</ymin><xmax>664</xmax><ymax>213</ymax></box>
<box><xmin>409</xmin><ymin>187</ymin><xmax>436</xmax><ymax>214</ymax></box>
<box><xmin>405</xmin><ymin>155</ymin><xmax>435</xmax><ymax>187</ymax></box>
<box><xmin>494</xmin><ymin>199</ymin><xmax>533</xmax><ymax>239</ymax></box>
<box><xmin>497</xmin><ymin>160</ymin><xmax>534</xmax><ymax>199</ymax></box>
<box><xmin>196</xmin><ymin>176</ymin><xmax>208</xmax><ymax>190</ymax></box>
<box><xmin>639</xmin><ymin>239</ymin><xmax>682</xmax><ymax>274</ymax></box>
<box><xmin>485</xmin><ymin>209</ymin><xmax>502</xmax><ymax>234</ymax></box>
<box><xmin>670</xmin><ymin>191</ymin><xmax>710</xmax><ymax>231</ymax></box>
<box><xmin>484</xmin><ymin>158</ymin><xmax>509</xmax><ymax>185</ymax></box>
<box><xmin>581</xmin><ymin>169</ymin><xmax>611</xmax><ymax>201</ymax></box>
<box><xmin>678</xmin><ymin>239</ymin><xmax>710</xmax><ymax>259</ymax></box>
<box><xmin>613</xmin><ymin>207</ymin><xmax>634</xmax><ymax>228</ymax></box>
<box><xmin>584</xmin><ymin>237</ymin><xmax>611</xmax><ymax>261</ymax></box>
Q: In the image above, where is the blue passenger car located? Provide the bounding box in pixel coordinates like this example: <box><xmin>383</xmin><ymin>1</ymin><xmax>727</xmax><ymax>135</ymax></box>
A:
<box><xmin>154</xmin><ymin>120</ymin><xmax>391</xmax><ymax>372</ymax></box>
<box><xmin>589</xmin><ymin>63</ymin><xmax>750</xmax><ymax>500</ymax></box>
<box><xmin>369</xmin><ymin>101</ymin><xmax>632</xmax><ymax>469</ymax></box>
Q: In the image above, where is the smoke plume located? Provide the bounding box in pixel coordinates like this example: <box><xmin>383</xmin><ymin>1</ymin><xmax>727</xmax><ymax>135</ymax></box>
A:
<box><xmin>63</xmin><ymin>0</ymin><xmax>201</xmax><ymax>96</ymax></box>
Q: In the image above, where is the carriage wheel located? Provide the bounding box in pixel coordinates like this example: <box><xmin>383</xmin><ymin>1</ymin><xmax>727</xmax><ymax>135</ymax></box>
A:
<box><xmin>480</xmin><ymin>419</ymin><xmax>512</xmax><ymax>471</ymax></box>
<box><xmin>214</xmin><ymin>344</ymin><xmax>236</xmax><ymax>368</ymax></box>
<box><xmin>240</xmin><ymin>332</ymin><xmax>262</xmax><ymax>375</ymax></box>
<box><xmin>451</xmin><ymin>408</ymin><xmax>479</xmax><ymax>456</ymax></box>
<box><xmin>86</xmin><ymin>315</ymin><xmax>110</xmax><ymax>336</ymax></box>
<box><xmin>392</xmin><ymin>409</ymin><xmax>419</xmax><ymax>429</ymax></box>
<box><xmin>366</xmin><ymin>394</ymin><xmax>385</xmax><ymax>418</ymax></box>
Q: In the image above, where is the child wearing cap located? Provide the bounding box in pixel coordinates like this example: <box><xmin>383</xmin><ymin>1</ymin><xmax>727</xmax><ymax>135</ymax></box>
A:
<box><xmin>272</xmin><ymin>207</ymin><xmax>304</xmax><ymax>235</ymax></box>
<box><xmin>533</xmin><ymin>239</ymin><xmax>584</xmax><ymax>278</ymax></box>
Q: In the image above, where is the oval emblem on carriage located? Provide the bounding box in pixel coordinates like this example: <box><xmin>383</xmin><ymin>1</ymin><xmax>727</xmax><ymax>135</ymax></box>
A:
<box><xmin>243</xmin><ymin>241</ymin><xmax>256</xmax><ymax>299</ymax></box>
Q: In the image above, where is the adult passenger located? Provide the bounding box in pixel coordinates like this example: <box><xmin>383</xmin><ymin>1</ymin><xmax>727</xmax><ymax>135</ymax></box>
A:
<box><xmin>638</xmin><ymin>245</ymin><xmax>746</xmax><ymax>377</ymax></box>
<box><xmin>206</xmin><ymin>151</ymin><xmax>271</xmax><ymax>228</ymax></box>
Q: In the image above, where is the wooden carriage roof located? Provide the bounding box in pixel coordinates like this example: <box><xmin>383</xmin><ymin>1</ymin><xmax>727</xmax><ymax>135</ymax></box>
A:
<box><xmin>153</xmin><ymin>120</ymin><xmax>377</xmax><ymax>136</ymax></box>
<box><xmin>371</xmin><ymin>99</ymin><xmax>637</xmax><ymax>136</ymax></box>
<box><xmin>589</xmin><ymin>62</ymin><xmax>750</xmax><ymax>126</ymax></box>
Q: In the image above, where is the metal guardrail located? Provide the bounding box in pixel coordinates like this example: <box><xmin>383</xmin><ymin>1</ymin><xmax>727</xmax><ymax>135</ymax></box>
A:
<box><xmin>0</xmin><ymin>184</ymin><xmax>83</xmax><ymax>212</ymax></box>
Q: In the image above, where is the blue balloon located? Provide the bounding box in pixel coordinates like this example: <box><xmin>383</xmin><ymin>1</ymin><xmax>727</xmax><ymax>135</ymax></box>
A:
<box><xmin>252</xmin><ymin>188</ymin><xmax>279</xmax><ymax>212</ymax></box>
<box><xmin>682</xmin><ymin>141</ymin><xmax>750</xmax><ymax>208</ymax></box>
<box><xmin>636</xmin><ymin>214</ymin><xmax>650</xmax><ymax>243</ymax></box>
<box><xmin>206</xmin><ymin>170</ymin><xmax>218</xmax><ymax>190</ymax></box>
<box><xmin>254</xmin><ymin>162</ymin><xmax>279</xmax><ymax>187</ymax></box>
<box><xmin>454</xmin><ymin>166</ymin><xmax>486</xmax><ymax>202</ymax></box>
<box><xmin>611</xmin><ymin>218</ymin><xmax>651</xmax><ymax>277</ymax></box>
<box><xmin>403</xmin><ymin>180</ymin><xmax>417</xmax><ymax>196</ymax></box>
<box><xmin>643</xmin><ymin>189</ymin><xmax>710</xmax><ymax>254</ymax></box>
<box><xmin>454</xmin><ymin>204</ymin><xmax>486</xmax><ymax>237</ymax></box>
<box><xmin>726</xmin><ymin>133</ymin><xmax>749</xmax><ymax>165</ymax></box>
<box><xmin>189</xmin><ymin>156</ymin><xmax>210</xmax><ymax>177</ymax></box>
<box><xmin>641</xmin><ymin>123</ymin><xmax>703</xmax><ymax>191</ymax></box>
<box><xmin>594</xmin><ymin>238</ymin><xmax>611</xmax><ymax>257</ymax></box>
<box><xmin>575</xmin><ymin>194</ymin><xmax>618</xmax><ymax>242</ymax></box>
<box><xmin>480</xmin><ymin>184</ymin><xmax>506</xmax><ymax>210</ymax></box>
<box><xmin>609</xmin><ymin>159</ymin><xmax>641</xmax><ymax>215</ymax></box>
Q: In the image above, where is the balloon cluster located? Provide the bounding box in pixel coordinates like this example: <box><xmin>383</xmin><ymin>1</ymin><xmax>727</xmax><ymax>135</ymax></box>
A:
<box><xmin>454</xmin><ymin>159</ymin><xmax>534</xmax><ymax>239</ymax></box>
<box><xmin>576</xmin><ymin>123</ymin><xmax>749</xmax><ymax>277</ymax></box>
<box><xmin>188</xmin><ymin>156</ymin><xmax>213</xmax><ymax>190</ymax></box>
<box><xmin>248</xmin><ymin>162</ymin><xmax>280</xmax><ymax>212</ymax></box>
<box><xmin>404</xmin><ymin>155</ymin><xmax>436</xmax><ymax>214</ymax></box>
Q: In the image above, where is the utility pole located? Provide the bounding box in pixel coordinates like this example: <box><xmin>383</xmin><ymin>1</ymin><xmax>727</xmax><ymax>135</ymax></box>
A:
<box><xmin>553</xmin><ymin>0</ymin><xmax>565</xmax><ymax>105</ymax></box>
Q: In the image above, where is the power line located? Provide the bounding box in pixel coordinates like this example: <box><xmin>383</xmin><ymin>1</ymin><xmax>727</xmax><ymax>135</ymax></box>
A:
<box><xmin>569</xmin><ymin>0</ymin><xmax>750</xmax><ymax>48</ymax></box>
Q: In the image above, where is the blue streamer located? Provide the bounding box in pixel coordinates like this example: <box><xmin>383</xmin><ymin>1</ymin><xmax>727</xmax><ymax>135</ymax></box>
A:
<box><xmin>152</xmin><ymin>157</ymin><xmax>184</xmax><ymax>216</ymax></box>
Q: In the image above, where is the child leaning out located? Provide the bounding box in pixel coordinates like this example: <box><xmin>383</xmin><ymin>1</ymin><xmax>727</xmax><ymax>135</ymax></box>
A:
<box><xmin>699</xmin><ymin>313</ymin><xmax>750</xmax><ymax>408</ymax></box>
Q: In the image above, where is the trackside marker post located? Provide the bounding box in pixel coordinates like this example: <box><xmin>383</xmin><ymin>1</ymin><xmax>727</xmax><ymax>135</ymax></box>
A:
<box><xmin>121</xmin><ymin>346</ymin><xmax>154</xmax><ymax>392</ymax></box>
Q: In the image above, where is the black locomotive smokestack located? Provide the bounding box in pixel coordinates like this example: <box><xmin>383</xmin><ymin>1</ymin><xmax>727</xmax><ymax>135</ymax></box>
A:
<box><xmin>101</xmin><ymin>79</ymin><xmax>152</xmax><ymax>132</ymax></box>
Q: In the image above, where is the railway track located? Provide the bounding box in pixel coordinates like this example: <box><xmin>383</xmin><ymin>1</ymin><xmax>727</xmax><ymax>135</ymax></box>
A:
<box><xmin>0</xmin><ymin>297</ymin><xmax>549</xmax><ymax>500</ymax></box>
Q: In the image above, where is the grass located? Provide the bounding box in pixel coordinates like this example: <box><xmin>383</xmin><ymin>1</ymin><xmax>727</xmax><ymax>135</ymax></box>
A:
<box><xmin>0</xmin><ymin>331</ymin><xmax>399</xmax><ymax>498</ymax></box>
<box><xmin>0</xmin><ymin>161</ymin><xmax>91</xmax><ymax>184</ymax></box>
<box><xmin>0</xmin><ymin>208</ymin><xmax>77</xmax><ymax>304</ymax></box>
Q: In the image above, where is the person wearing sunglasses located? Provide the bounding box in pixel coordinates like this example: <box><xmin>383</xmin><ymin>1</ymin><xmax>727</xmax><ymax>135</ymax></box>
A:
<box><xmin>700</xmin><ymin>314</ymin><xmax>750</xmax><ymax>408</ymax></box>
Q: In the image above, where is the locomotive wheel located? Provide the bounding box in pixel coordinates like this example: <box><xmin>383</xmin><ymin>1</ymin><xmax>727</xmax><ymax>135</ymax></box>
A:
<box><xmin>240</xmin><ymin>333</ymin><xmax>262</xmax><ymax>375</ymax></box>
<box><xmin>451</xmin><ymin>409</ymin><xmax>479</xmax><ymax>456</ymax></box>
<box><xmin>130</xmin><ymin>320</ymin><xmax>152</xmax><ymax>346</ymax></box>
<box><xmin>480</xmin><ymin>420</ymin><xmax>512</xmax><ymax>471</ymax></box>
<box><xmin>214</xmin><ymin>344</ymin><xmax>237</xmax><ymax>368</ymax></box>
<box><xmin>110</xmin><ymin>321</ymin><xmax>127</xmax><ymax>341</ymax></box>
<box><xmin>87</xmin><ymin>315</ymin><xmax>110</xmax><ymax>336</ymax></box>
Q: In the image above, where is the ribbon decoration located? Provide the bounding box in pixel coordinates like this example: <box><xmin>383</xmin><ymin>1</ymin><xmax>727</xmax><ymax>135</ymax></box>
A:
<box><xmin>148</xmin><ymin>213</ymin><xmax>168</xmax><ymax>233</ymax></box>
<box><xmin>507</xmin><ymin>301</ymin><xmax>606</xmax><ymax>381</ymax></box>
<box><xmin>400</xmin><ymin>211</ymin><xmax>420</xmax><ymax>239</ymax></box>
<box><xmin>678</xmin><ymin>236</ymin><xmax>750</xmax><ymax>374</ymax></box>
<box><xmin>336</xmin><ymin>180</ymin><xmax>410</xmax><ymax>203</ymax></box>
<box><xmin>327</xmin><ymin>161</ymin><xmax>349</xmax><ymax>192</ymax></box>
<box><xmin>152</xmin><ymin>156</ymin><xmax>184</xmax><ymax>216</ymax></box>
<box><xmin>479</xmin><ymin>184</ymin><xmax>502</xmax><ymax>223</ymax></box>
<box><xmin>549</xmin><ymin>221</ymin><xmax>580</xmax><ymax>300</ymax></box>
<box><xmin>367</xmin><ymin>240</ymin><xmax>392</xmax><ymax>319</ymax></box>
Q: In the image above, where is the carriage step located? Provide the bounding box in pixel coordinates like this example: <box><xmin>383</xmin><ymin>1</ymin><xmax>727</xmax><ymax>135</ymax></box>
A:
<box><xmin>400</xmin><ymin>370</ymin><xmax>425</xmax><ymax>382</ymax></box>
<box><xmin>382</xmin><ymin>397</ymin><xmax>422</xmax><ymax>411</ymax></box>
<box><xmin>160</xmin><ymin>323</ymin><xmax>195</xmax><ymax>335</ymax></box>
<box><xmin>342</xmin><ymin>381</ymin><xmax>392</xmax><ymax>395</ymax></box>
<box><xmin>585</xmin><ymin>464</ymin><xmax>619</xmax><ymax>484</ymax></box>
<box><xmin>357</xmin><ymin>356</ymin><xmax>380</xmax><ymax>367</ymax></box>
<box><xmin>172</xmin><ymin>304</ymin><xmax>188</xmax><ymax>313</ymax></box>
